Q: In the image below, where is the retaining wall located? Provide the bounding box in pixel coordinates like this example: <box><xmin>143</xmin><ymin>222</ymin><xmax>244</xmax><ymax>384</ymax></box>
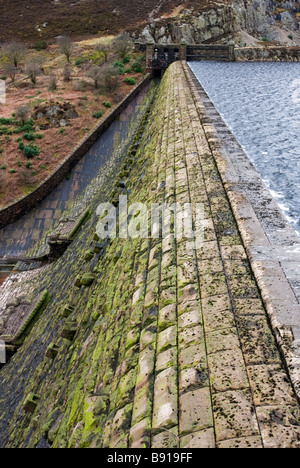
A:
<box><xmin>235</xmin><ymin>46</ymin><xmax>300</xmax><ymax>61</ymax></box>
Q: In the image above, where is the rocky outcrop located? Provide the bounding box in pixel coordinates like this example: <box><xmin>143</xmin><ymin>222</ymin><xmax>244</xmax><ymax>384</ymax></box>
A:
<box><xmin>134</xmin><ymin>1</ymin><xmax>300</xmax><ymax>45</ymax></box>
<box><xmin>33</xmin><ymin>101</ymin><xmax>78</xmax><ymax>130</ymax></box>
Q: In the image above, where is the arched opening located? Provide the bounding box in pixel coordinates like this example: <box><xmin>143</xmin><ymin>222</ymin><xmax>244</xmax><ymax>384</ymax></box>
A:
<box><xmin>153</xmin><ymin>68</ymin><xmax>162</xmax><ymax>78</ymax></box>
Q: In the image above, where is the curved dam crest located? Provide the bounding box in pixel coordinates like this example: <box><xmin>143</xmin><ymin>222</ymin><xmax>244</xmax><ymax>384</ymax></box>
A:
<box><xmin>0</xmin><ymin>62</ymin><xmax>300</xmax><ymax>448</ymax></box>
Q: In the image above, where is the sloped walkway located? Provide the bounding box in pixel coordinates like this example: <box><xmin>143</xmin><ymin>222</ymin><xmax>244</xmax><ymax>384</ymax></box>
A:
<box><xmin>123</xmin><ymin>62</ymin><xmax>300</xmax><ymax>448</ymax></box>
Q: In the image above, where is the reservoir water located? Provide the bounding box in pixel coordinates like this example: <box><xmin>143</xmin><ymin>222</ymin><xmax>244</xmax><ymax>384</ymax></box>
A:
<box><xmin>189</xmin><ymin>61</ymin><xmax>300</xmax><ymax>233</ymax></box>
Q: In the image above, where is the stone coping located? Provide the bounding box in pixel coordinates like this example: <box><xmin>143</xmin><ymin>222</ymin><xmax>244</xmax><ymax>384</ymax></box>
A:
<box><xmin>184</xmin><ymin>61</ymin><xmax>300</xmax><ymax>397</ymax></box>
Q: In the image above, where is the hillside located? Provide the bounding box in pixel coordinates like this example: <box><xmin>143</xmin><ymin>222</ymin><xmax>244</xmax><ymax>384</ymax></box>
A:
<box><xmin>1</xmin><ymin>0</ymin><xmax>298</xmax><ymax>45</ymax></box>
<box><xmin>0</xmin><ymin>0</ymin><xmax>221</xmax><ymax>43</ymax></box>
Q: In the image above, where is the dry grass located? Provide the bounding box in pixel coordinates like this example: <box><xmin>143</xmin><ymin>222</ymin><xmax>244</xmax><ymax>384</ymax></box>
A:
<box><xmin>0</xmin><ymin>39</ymin><xmax>145</xmax><ymax>208</ymax></box>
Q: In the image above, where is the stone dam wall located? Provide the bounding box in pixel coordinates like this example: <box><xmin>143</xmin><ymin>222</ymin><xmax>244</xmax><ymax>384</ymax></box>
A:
<box><xmin>0</xmin><ymin>62</ymin><xmax>300</xmax><ymax>448</ymax></box>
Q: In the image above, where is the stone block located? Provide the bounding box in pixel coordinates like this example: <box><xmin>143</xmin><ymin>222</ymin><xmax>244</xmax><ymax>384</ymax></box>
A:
<box><xmin>179</xmin><ymin>387</ymin><xmax>213</xmax><ymax>435</ymax></box>
<box><xmin>152</xmin><ymin>367</ymin><xmax>178</xmax><ymax>430</ymax></box>
<box><xmin>158</xmin><ymin>304</ymin><xmax>176</xmax><ymax>332</ymax></box>
<box><xmin>157</xmin><ymin>326</ymin><xmax>177</xmax><ymax>354</ymax></box>
<box><xmin>213</xmin><ymin>390</ymin><xmax>259</xmax><ymax>441</ymax></box>
<box><xmin>256</xmin><ymin>405</ymin><xmax>300</xmax><ymax>449</ymax></box>
<box><xmin>180</xmin><ymin>428</ymin><xmax>215</xmax><ymax>448</ymax></box>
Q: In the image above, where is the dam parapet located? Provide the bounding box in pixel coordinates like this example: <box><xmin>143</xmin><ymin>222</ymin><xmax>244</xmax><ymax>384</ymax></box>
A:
<box><xmin>135</xmin><ymin>41</ymin><xmax>300</xmax><ymax>75</ymax></box>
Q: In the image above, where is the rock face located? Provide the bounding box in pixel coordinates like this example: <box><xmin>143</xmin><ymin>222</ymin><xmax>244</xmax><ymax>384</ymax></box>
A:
<box><xmin>135</xmin><ymin>1</ymin><xmax>300</xmax><ymax>44</ymax></box>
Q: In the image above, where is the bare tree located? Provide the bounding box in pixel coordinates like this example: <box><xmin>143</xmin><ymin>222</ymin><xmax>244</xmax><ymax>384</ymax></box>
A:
<box><xmin>58</xmin><ymin>36</ymin><xmax>74</xmax><ymax>63</ymax></box>
<box><xmin>101</xmin><ymin>64</ymin><xmax>120</xmax><ymax>93</ymax></box>
<box><xmin>4</xmin><ymin>64</ymin><xmax>17</xmax><ymax>82</ymax></box>
<box><xmin>94</xmin><ymin>42</ymin><xmax>111</xmax><ymax>63</ymax></box>
<box><xmin>112</xmin><ymin>32</ymin><xmax>133</xmax><ymax>59</ymax></box>
<box><xmin>88</xmin><ymin>66</ymin><xmax>102</xmax><ymax>89</ymax></box>
<box><xmin>15</xmin><ymin>105</ymin><xmax>30</xmax><ymax>125</ymax></box>
<box><xmin>48</xmin><ymin>74</ymin><xmax>57</xmax><ymax>91</ymax></box>
<box><xmin>25</xmin><ymin>62</ymin><xmax>42</xmax><ymax>85</ymax></box>
<box><xmin>3</xmin><ymin>42</ymin><xmax>27</xmax><ymax>68</ymax></box>
<box><xmin>63</xmin><ymin>63</ymin><xmax>72</xmax><ymax>81</ymax></box>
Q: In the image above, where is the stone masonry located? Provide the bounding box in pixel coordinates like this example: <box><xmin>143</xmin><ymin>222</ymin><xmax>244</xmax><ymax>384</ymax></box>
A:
<box><xmin>0</xmin><ymin>62</ymin><xmax>299</xmax><ymax>448</ymax></box>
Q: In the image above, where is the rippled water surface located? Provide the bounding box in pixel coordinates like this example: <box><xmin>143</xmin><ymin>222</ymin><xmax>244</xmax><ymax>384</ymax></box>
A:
<box><xmin>189</xmin><ymin>61</ymin><xmax>300</xmax><ymax>232</ymax></box>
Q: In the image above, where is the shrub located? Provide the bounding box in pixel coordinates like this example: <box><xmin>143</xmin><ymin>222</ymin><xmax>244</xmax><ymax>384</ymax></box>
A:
<box><xmin>102</xmin><ymin>101</ymin><xmax>112</xmax><ymax>108</ymax></box>
<box><xmin>23</xmin><ymin>133</ymin><xmax>35</xmax><ymax>141</ymax></box>
<box><xmin>17</xmin><ymin>161</ymin><xmax>22</xmax><ymax>167</ymax></box>
<box><xmin>73</xmin><ymin>80</ymin><xmax>88</xmax><ymax>92</ymax></box>
<box><xmin>92</xmin><ymin>111</ymin><xmax>103</xmax><ymax>119</ymax></box>
<box><xmin>9</xmin><ymin>169</ymin><xmax>16</xmax><ymax>174</ymax></box>
<box><xmin>113</xmin><ymin>61</ymin><xmax>125</xmax><ymax>74</ymax></box>
<box><xmin>88</xmin><ymin>66</ymin><xmax>102</xmax><ymax>89</ymax></box>
<box><xmin>25</xmin><ymin>62</ymin><xmax>42</xmax><ymax>85</ymax></box>
<box><xmin>131</xmin><ymin>62</ymin><xmax>143</xmax><ymax>73</ymax></box>
<box><xmin>123</xmin><ymin>77</ymin><xmax>136</xmax><ymax>85</ymax></box>
<box><xmin>0</xmin><ymin>165</ymin><xmax>7</xmax><ymax>170</ymax></box>
<box><xmin>113</xmin><ymin>32</ymin><xmax>133</xmax><ymax>59</ymax></box>
<box><xmin>101</xmin><ymin>65</ymin><xmax>120</xmax><ymax>93</ymax></box>
<box><xmin>59</xmin><ymin>128</ymin><xmax>65</xmax><ymax>134</ymax></box>
<box><xmin>36</xmin><ymin>133</ymin><xmax>43</xmax><ymax>139</ymax></box>
<box><xmin>18</xmin><ymin>142</ymin><xmax>25</xmax><ymax>151</ymax></box>
<box><xmin>3</xmin><ymin>42</ymin><xmax>27</xmax><ymax>68</ymax></box>
<box><xmin>23</xmin><ymin>144</ymin><xmax>40</xmax><ymax>159</ymax></box>
<box><xmin>122</xmin><ymin>56</ymin><xmax>130</xmax><ymax>64</ymax></box>
<box><xmin>23</xmin><ymin>120</ymin><xmax>34</xmax><ymax>132</ymax></box>
<box><xmin>0</xmin><ymin>127</ymin><xmax>12</xmax><ymax>136</ymax></box>
<box><xmin>48</xmin><ymin>75</ymin><xmax>57</xmax><ymax>91</ymax></box>
<box><xmin>58</xmin><ymin>36</ymin><xmax>74</xmax><ymax>63</ymax></box>
<box><xmin>0</xmin><ymin>117</ymin><xmax>16</xmax><ymax>125</ymax></box>
<box><xmin>94</xmin><ymin>42</ymin><xmax>111</xmax><ymax>63</ymax></box>
<box><xmin>75</xmin><ymin>59</ymin><xmax>82</xmax><ymax>67</ymax></box>
<box><xmin>34</xmin><ymin>40</ymin><xmax>47</xmax><ymax>51</ymax></box>
<box><xmin>15</xmin><ymin>105</ymin><xmax>30</xmax><ymax>125</ymax></box>
<box><xmin>1</xmin><ymin>75</ymin><xmax>7</xmax><ymax>81</ymax></box>
<box><xmin>288</xmin><ymin>34</ymin><xmax>294</xmax><ymax>40</ymax></box>
<box><xmin>25</xmin><ymin>161</ymin><xmax>32</xmax><ymax>169</ymax></box>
